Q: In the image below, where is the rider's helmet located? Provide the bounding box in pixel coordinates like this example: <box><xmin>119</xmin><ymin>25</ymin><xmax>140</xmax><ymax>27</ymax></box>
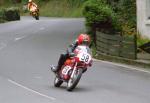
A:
<box><xmin>28</xmin><ymin>0</ymin><xmax>32</xmax><ymax>2</ymax></box>
<box><xmin>77</xmin><ymin>34</ymin><xmax>90</xmax><ymax>46</ymax></box>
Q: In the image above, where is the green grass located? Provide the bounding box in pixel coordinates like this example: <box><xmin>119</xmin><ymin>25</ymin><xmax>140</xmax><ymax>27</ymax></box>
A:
<box><xmin>137</xmin><ymin>35</ymin><xmax>150</xmax><ymax>47</ymax></box>
<box><xmin>0</xmin><ymin>0</ymin><xmax>15</xmax><ymax>8</ymax></box>
<box><xmin>38</xmin><ymin>0</ymin><xmax>84</xmax><ymax>17</ymax></box>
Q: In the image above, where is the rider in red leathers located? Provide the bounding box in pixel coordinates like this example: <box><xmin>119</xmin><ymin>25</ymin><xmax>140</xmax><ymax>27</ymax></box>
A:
<box><xmin>51</xmin><ymin>34</ymin><xmax>91</xmax><ymax>74</ymax></box>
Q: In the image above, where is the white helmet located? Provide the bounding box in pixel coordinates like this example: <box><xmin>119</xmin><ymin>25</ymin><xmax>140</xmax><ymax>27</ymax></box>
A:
<box><xmin>29</xmin><ymin>0</ymin><xmax>32</xmax><ymax>2</ymax></box>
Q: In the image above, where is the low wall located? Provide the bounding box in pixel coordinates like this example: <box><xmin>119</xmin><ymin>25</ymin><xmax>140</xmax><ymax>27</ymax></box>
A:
<box><xmin>96</xmin><ymin>32</ymin><xmax>137</xmax><ymax>59</ymax></box>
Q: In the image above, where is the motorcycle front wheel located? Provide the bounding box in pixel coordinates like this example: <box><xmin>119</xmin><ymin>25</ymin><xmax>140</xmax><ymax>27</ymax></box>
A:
<box><xmin>67</xmin><ymin>68</ymin><xmax>83</xmax><ymax>91</ymax></box>
<box><xmin>54</xmin><ymin>76</ymin><xmax>63</xmax><ymax>87</ymax></box>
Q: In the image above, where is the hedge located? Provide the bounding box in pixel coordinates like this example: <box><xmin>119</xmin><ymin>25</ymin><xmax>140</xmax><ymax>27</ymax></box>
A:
<box><xmin>0</xmin><ymin>7</ymin><xmax>20</xmax><ymax>23</ymax></box>
<box><xmin>82</xmin><ymin>0</ymin><xmax>121</xmax><ymax>46</ymax></box>
<box><xmin>83</xmin><ymin>0</ymin><xmax>121</xmax><ymax>34</ymax></box>
<box><xmin>4</xmin><ymin>7</ymin><xmax>20</xmax><ymax>21</ymax></box>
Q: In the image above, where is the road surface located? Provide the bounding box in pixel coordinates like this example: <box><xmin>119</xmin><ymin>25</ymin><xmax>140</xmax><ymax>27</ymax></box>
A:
<box><xmin>0</xmin><ymin>16</ymin><xmax>150</xmax><ymax>103</ymax></box>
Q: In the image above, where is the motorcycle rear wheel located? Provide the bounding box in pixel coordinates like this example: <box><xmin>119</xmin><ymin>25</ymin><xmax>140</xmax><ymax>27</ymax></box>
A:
<box><xmin>67</xmin><ymin>68</ymin><xmax>83</xmax><ymax>91</ymax></box>
<box><xmin>54</xmin><ymin>76</ymin><xmax>63</xmax><ymax>87</ymax></box>
<box><xmin>35</xmin><ymin>16</ymin><xmax>39</xmax><ymax>20</ymax></box>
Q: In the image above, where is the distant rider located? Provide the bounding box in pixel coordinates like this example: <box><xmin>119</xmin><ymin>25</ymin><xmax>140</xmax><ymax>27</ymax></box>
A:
<box><xmin>51</xmin><ymin>34</ymin><xmax>92</xmax><ymax>73</ymax></box>
<box><xmin>27</xmin><ymin>0</ymin><xmax>38</xmax><ymax>13</ymax></box>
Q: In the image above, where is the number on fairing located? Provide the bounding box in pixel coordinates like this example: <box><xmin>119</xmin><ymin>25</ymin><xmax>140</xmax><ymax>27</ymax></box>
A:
<box><xmin>79</xmin><ymin>53</ymin><xmax>91</xmax><ymax>64</ymax></box>
<box><xmin>62</xmin><ymin>66</ymin><xmax>72</xmax><ymax>75</ymax></box>
<box><xmin>81</xmin><ymin>54</ymin><xmax>89</xmax><ymax>62</ymax></box>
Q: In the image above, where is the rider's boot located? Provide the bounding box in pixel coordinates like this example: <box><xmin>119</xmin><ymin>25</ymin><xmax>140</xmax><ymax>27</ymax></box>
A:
<box><xmin>50</xmin><ymin>65</ymin><xmax>61</xmax><ymax>78</ymax></box>
<box><xmin>50</xmin><ymin>65</ymin><xmax>58</xmax><ymax>73</ymax></box>
<box><xmin>51</xmin><ymin>54</ymin><xmax>66</xmax><ymax>73</ymax></box>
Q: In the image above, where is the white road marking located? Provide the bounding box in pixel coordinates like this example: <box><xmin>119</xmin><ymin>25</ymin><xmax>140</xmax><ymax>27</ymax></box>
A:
<box><xmin>93</xmin><ymin>58</ymin><xmax>150</xmax><ymax>74</ymax></box>
<box><xmin>14</xmin><ymin>36</ymin><xmax>26</xmax><ymax>41</ymax></box>
<box><xmin>8</xmin><ymin>79</ymin><xmax>56</xmax><ymax>101</ymax></box>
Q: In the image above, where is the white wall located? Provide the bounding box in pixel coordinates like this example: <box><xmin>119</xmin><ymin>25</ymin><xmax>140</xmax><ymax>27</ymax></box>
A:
<box><xmin>137</xmin><ymin>0</ymin><xmax>150</xmax><ymax>38</ymax></box>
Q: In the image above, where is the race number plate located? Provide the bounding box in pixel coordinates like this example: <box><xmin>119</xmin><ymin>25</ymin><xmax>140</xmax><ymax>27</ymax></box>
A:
<box><xmin>78</xmin><ymin>52</ymin><xmax>91</xmax><ymax>64</ymax></box>
<box><xmin>62</xmin><ymin>66</ymin><xmax>72</xmax><ymax>75</ymax></box>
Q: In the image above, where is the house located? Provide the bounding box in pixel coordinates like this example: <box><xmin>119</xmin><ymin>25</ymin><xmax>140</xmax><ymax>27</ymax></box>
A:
<box><xmin>137</xmin><ymin>0</ymin><xmax>150</xmax><ymax>38</ymax></box>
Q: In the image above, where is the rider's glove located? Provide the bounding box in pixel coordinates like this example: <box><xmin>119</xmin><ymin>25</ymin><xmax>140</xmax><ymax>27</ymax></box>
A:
<box><xmin>69</xmin><ymin>52</ymin><xmax>76</xmax><ymax>57</ymax></box>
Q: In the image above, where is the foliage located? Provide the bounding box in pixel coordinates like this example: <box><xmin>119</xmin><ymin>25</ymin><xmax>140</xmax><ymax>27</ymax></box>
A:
<box><xmin>83</xmin><ymin>0</ymin><xmax>121</xmax><ymax>34</ymax></box>
<box><xmin>0</xmin><ymin>8</ymin><xmax>5</xmax><ymax>23</ymax></box>
<box><xmin>108</xmin><ymin>0</ymin><xmax>136</xmax><ymax>36</ymax></box>
<box><xmin>37</xmin><ymin>0</ymin><xmax>86</xmax><ymax>17</ymax></box>
<box><xmin>4</xmin><ymin>7</ymin><xmax>20</xmax><ymax>21</ymax></box>
<box><xmin>68</xmin><ymin>0</ymin><xmax>88</xmax><ymax>7</ymax></box>
<box><xmin>82</xmin><ymin>0</ymin><xmax>122</xmax><ymax>46</ymax></box>
<box><xmin>0</xmin><ymin>7</ymin><xmax>20</xmax><ymax>22</ymax></box>
<box><xmin>117</xmin><ymin>0</ymin><xmax>136</xmax><ymax>35</ymax></box>
<box><xmin>82</xmin><ymin>0</ymin><xmax>136</xmax><ymax>46</ymax></box>
<box><xmin>21</xmin><ymin>0</ymin><xmax>28</xmax><ymax>4</ymax></box>
<box><xmin>137</xmin><ymin>34</ymin><xmax>150</xmax><ymax>47</ymax></box>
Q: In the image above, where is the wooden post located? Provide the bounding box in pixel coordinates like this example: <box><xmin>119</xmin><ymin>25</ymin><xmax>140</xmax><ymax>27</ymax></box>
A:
<box><xmin>134</xmin><ymin>34</ymin><xmax>137</xmax><ymax>59</ymax></box>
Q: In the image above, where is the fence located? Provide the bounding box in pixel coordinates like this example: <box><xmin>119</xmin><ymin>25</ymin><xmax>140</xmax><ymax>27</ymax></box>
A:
<box><xmin>96</xmin><ymin>31</ymin><xmax>137</xmax><ymax>59</ymax></box>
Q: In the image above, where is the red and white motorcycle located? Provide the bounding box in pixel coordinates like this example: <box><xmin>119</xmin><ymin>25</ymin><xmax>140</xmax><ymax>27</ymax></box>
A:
<box><xmin>53</xmin><ymin>45</ymin><xmax>92</xmax><ymax>91</ymax></box>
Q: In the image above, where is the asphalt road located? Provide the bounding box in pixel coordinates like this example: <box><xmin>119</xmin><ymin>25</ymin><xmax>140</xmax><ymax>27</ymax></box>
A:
<box><xmin>0</xmin><ymin>16</ymin><xmax>150</xmax><ymax>103</ymax></box>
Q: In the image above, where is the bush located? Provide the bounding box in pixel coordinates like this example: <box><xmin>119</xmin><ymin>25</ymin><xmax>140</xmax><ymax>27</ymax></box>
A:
<box><xmin>106</xmin><ymin>0</ymin><xmax>136</xmax><ymax>36</ymax></box>
<box><xmin>83</xmin><ymin>0</ymin><xmax>121</xmax><ymax>34</ymax></box>
<box><xmin>3</xmin><ymin>7</ymin><xmax>20</xmax><ymax>21</ymax></box>
<box><xmin>83</xmin><ymin>0</ymin><xmax>121</xmax><ymax>46</ymax></box>
<box><xmin>117</xmin><ymin>0</ymin><xmax>136</xmax><ymax>35</ymax></box>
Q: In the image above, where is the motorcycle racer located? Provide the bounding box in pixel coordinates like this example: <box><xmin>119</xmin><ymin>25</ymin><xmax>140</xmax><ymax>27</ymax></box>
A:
<box><xmin>51</xmin><ymin>34</ymin><xmax>92</xmax><ymax>74</ymax></box>
<box><xmin>27</xmin><ymin>0</ymin><xmax>38</xmax><ymax>13</ymax></box>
